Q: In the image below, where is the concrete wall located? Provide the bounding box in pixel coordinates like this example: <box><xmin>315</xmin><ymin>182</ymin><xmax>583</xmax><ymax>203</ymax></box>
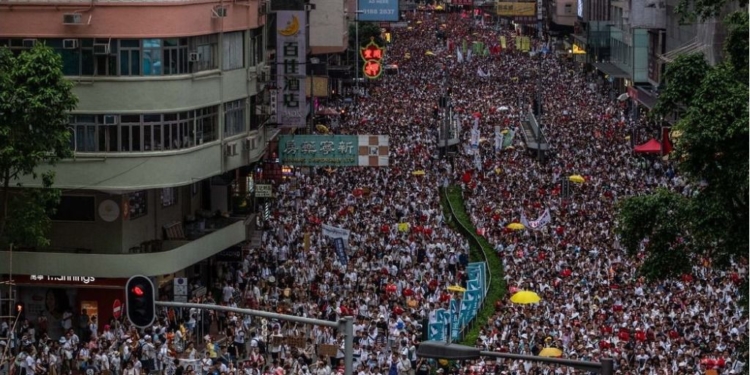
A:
<box><xmin>310</xmin><ymin>0</ymin><xmax>347</xmax><ymax>53</ymax></box>
<box><xmin>47</xmin><ymin>185</ymin><xmax>203</xmax><ymax>254</ymax></box>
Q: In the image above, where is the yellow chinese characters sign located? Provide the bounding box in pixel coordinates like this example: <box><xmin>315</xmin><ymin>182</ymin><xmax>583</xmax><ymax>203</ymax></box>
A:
<box><xmin>495</xmin><ymin>2</ymin><xmax>536</xmax><ymax>16</ymax></box>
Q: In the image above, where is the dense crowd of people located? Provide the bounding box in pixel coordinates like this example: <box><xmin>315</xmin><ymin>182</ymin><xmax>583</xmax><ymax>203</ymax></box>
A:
<box><xmin>1</xmin><ymin>7</ymin><xmax>747</xmax><ymax>375</ymax></box>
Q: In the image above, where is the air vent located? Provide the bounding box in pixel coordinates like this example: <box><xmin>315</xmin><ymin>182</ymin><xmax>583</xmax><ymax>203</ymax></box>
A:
<box><xmin>93</xmin><ymin>43</ymin><xmax>111</xmax><ymax>55</ymax></box>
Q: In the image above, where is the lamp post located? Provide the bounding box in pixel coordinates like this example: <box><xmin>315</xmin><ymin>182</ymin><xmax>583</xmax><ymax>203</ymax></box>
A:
<box><xmin>354</xmin><ymin>9</ymin><xmax>364</xmax><ymax>99</ymax></box>
<box><xmin>417</xmin><ymin>342</ymin><xmax>615</xmax><ymax>375</ymax></box>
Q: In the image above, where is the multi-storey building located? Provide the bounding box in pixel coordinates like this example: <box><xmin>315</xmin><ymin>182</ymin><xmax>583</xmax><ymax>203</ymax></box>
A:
<box><xmin>571</xmin><ymin>0</ymin><xmax>611</xmax><ymax>64</ymax></box>
<box><xmin>0</xmin><ymin>0</ymin><xmax>279</xmax><ymax>322</ymax></box>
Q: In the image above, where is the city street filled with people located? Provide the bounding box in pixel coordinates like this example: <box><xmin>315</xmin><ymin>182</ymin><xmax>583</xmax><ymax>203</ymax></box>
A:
<box><xmin>2</xmin><ymin>7</ymin><xmax>748</xmax><ymax>375</ymax></box>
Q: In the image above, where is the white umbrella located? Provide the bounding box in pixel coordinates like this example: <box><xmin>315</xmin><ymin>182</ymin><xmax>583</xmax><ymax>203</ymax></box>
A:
<box><xmin>498</xmin><ymin>106</ymin><xmax>510</xmax><ymax>111</ymax></box>
<box><xmin>617</xmin><ymin>93</ymin><xmax>629</xmax><ymax>102</ymax></box>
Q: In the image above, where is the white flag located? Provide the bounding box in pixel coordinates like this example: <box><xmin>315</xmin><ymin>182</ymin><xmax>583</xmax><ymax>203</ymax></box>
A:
<box><xmin>528</xmin><ymin>209</ymin><xmax>551</xmax><ymax>230</ymax></box>
<box><xmin>457</xmin><ymin>47</ymin><xmax>464</xmax><ymax>63</ymax></box>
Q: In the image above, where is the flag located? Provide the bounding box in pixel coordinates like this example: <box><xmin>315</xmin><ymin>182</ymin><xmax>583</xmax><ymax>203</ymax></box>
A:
<box><xmin>483</xmin><ymin>46</ymin><xmax>490</xmax><ymax>56</ymax></box>
<box><xmin>457</xmin><ymin>47</ymin><xmax>464</xmax><ymax>63</ymax></box>
<box><xmin>502</xmin><ymin>129</ymin><xmax>515</xmax><ymax>148</ymax></box>
<box><xmin>494</xmin><ymin>126</ymin><xmax>504</xmax><ymax>152</ymax></box>
<box><xmin>520</xmin><ymin>211</ymin><xmax>531</xmax><ymax>228</ymax></box>
<box><xmin>462</xmin><ymin>39</ymin><xmax>467</xmax><ymax>55</ymax></box>
<box><xmin>500</xmin><ymin>36</ymin><xmax>507</xmax><ymax>49</ymax></box>
<box><xmin>466</xmin><ymin>48</ymin><xmax>473</xmax><ymax>62</ymax></box>
<box><xmin>528</xmin><ymin>208</ymin><xmax>552</xmax><ymax>230</ymax></box>
<box><xmin>477</xmin><ymin>67</ymin><xmax>490</xmax><ymax>78</ymax></box>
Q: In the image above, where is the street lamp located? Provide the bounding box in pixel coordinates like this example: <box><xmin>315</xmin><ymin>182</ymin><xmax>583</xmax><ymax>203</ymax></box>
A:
<box><xmin>353</xmin><ymin>9</ymin><xmax>364</xmax><ymax>99</ymax></box>
<box><xmin>417</xmin><ymin>342</ymin><xmax>614</xmax><ymax>375</ymax></box>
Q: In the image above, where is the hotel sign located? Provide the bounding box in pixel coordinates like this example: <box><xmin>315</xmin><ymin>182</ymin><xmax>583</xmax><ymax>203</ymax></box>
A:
<box><xmin>276</xmin><ymin>11</ymin><xmax>307</xmax><ymax>128</ymax></box>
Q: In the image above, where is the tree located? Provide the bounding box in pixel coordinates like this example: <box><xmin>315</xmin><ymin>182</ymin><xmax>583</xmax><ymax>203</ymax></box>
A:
<box><xmin>616</xmin><ymin>0</ymin><xmax>748</xmax><ymax>286</ymax></box>
<box><xmin>0</xmin><ymin>44</ymin><xmax>77</xmax><ymax>248</ymax></box>
<box><xmin>349</xmin><ymin>22</ymin><xmax>385</xmax><ymax>49</ymax></box>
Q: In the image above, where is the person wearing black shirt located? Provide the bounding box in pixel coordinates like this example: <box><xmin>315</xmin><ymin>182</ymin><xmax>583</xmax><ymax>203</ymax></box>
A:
<box><xmin>174</xmin><ymin>359</ymin><xmax>184</xmax><ymax>375</ymax></box>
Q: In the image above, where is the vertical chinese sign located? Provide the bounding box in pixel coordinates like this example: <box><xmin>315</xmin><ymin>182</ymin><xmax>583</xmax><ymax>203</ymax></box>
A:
<box><xmin>276</xmin><ymin>11</ymin><xmax>307</xmax><ymax>128</ymax></box>
<box><xmin>361</xmin><ymin>39</ymin><xmax>385</xmax><ymax>80</ymax></box>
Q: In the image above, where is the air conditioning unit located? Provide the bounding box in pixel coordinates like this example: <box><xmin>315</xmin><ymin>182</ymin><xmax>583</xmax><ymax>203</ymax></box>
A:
<box><xmin>225</xmin><ymin>143</ymin><xmax>238</xmax><ymax>156</ymax></box>
<box><xmin>93</xmin><ymin>43</ymin><xmax>110</xmax><ymax>55</ymax></box>
<box><xmin>62</xmin><ymin>39</ymin><xmax>79</xmax><ymax>49</ymax></box>
<box><xmin>188</xmin><ymin>52</ymin><xmax>202</xmax><ymax>62</ymax></box>
<box><xmin>103</xmin><ymin>115</ymin><xmax>118</xmax><ymax>125</ymax></box>
<box><xmin>63</xmin><ymin>13</ymin><xmax>83</xmax><ymax>25</ymax></box>
<box><xmin>212</xmin><ymin>6</ymin><xmax>228</xmax><ymax>18</ymax></box>
<box><xmin>260</xmin><ymin>66</ymin><xmax>271</xmax><ymax>80</ymax></box>
<box><xmin>243</xmin><ymin>137</ymin><xmax>260</xmax><ymax>151</ymax></box>
<box><xmin>22</xmin><ymin>39</ymin><xmax>37</xmax><ymax>48</ymax></box>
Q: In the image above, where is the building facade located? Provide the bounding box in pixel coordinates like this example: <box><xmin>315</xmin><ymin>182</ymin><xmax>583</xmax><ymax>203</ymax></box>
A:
<box><xmin>0</xmin><ymin>0</ymin><xmax>277</xmax><ymax>318</ymax></box>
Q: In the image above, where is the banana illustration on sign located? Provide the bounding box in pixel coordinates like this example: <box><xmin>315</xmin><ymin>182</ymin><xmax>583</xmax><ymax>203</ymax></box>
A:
<box><xmin>278</xmin><ymin>15</ymin><xmax>300</xmax><ymax>36</ymax></box>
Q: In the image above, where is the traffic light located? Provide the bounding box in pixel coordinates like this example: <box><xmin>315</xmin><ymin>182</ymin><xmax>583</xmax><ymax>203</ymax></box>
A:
<box><xmin>125</xmin><ymin>275</ymin><xmax>155</xmax><ymax>328</ymax></box>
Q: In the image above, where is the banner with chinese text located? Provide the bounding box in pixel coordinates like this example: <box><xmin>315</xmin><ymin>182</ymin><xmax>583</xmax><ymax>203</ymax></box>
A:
<box><xmin>279</xmin><ymin>135</ymin><xmax>389</xmax><ymax>167</ymax></box>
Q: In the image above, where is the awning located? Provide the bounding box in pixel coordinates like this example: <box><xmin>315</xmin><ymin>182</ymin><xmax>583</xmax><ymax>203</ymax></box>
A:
<box><xmin>658</xmin><ymin>40</ymin><xmax>707</xmax><ymax>63</ymax></box>
<box><xmin>571</xmin><ymin>33</ymin><xmax>588</xmax><ymax>44</ymax></box>
<box><xmin>636</xmin><ymin>87</ymin><xmax>658</xmax><ymax>109</ymax></box>
<box><xmin>593</xmin><ymin>62</ymin><xmax>630</xmax><ymax>78</ymax></box>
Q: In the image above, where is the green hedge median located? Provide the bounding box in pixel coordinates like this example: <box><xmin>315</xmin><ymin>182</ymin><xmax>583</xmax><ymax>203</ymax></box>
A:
<box><xmin>440</xmin><ymin>185</ymin><xmax>506</xmax><ymax>345</ymax></box>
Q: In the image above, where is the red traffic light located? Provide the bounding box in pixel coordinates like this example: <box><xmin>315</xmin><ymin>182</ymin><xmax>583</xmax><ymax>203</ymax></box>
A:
<box><xmin>131</xmin><ymin>285</ymin><xmax>145</xmax><ymax>296</ymax></box>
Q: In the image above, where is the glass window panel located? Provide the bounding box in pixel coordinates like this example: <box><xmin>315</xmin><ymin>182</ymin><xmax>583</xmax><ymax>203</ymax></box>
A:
<box><xmin>179</xmin><ymin>48</ymin><xmax>188</xmax><ymax>74</ymax></box>
<box><xmin>61</xmin><ymin>49</ymin><xmax>80</xmax><ymax>76</ymax></box>
<box><xmin>99</xmin><ymin>127</ymin><xmax>107</xmax><ymax>152</ymax></box>
<box><xmin>121</xmin><ymin>39</ymin><xmax>140</xmax><ymax>48</ymax></box>
<box><xmin>163</xmin><ymin>125</ymin><xmax>171</xmax><ymax>150</ymax></box>
<box><xmin>163</xmin><ymin>38</ymin><xmax>178</xmax><ymax>47</ymax></box>
<box><xmin>143</xmin><ymin>39</ymin><xmax>161</xmax><ymax>48</ymax></box>
<box><xmin>153</xmin><ymin>125</ymin><xmax>162</xmax><ymax>150</ymax></box>
<box><xmin>76</xmin><ymin>115</ymin><xmax>96</xmax><ymax>123</ymax></box>
<box><xmin>171</xmin><ymin>123</ymin><xmax>179</xmax><ymax>149</ymax></box>
<box><xmin>143</xmin><ymin>49</ymin><xmax>162</xmax><ymax>75</ymax></box>
<box><xmin>108</xmin><ymin>126</ymin><xmax>118</xmax><ymax>152</ymax></box>
<box><xmin>131</xmin><ymin>50</ymin><xmax>141</xmax><ymax>75</ymax></box>
<box><xmin>81</xmin><ymin>39</ymin><xmax>94</xmax><ymax>47</ymax></box>
<box><xmin>81</xmin><ymin>50</ymin><xmax>94</xmax><ymax>75</ymax></box>
<box><xmin>144</xmin><ymin>114</ymin><xmax>161</xmax><ymax>123</ymax></box>
<box><xmin>120</xmin><ymin>51</ymin><xmax>130</xmax><ymax>76</ymax></box>
<box><xmin>143</xmin><ymin>125</ymin><xmax>152</xmax><ymax>151</ymax></box>
<box><xmin>121</xmin><ymin>115</ymin><xmax>140</xmax><ymax>123</ymax></box>
<box><xmin>132</xmin><ymin>126</ymin><xmax>141</xmax><ymax>151</ymax></box>
<box><xmin>120</xmin><ymin>126</ymin><xmax>131</xmax><ymax>151</ymax></box>
<box><xmin>163</xmin><ymin>114</ymin><xmax>177</xmax><ymax>122</ymax></box>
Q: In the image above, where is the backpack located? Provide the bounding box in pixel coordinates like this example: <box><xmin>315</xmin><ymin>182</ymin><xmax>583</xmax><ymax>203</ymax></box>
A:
<box><xmin>256</xmin><ymin>339</ymin><xmax>266</xmax><ymax>355</ymax></box>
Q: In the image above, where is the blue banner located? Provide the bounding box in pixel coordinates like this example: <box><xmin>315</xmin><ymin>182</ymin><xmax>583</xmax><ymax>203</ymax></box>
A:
<box><xmin>333</xmin><ymin>238</ymin><xmax>347</xmax><ymax>265</ymax></box>
<box><xmin>428</xmin><ymin>322</ymin><xmax>445</xmax><ymax>341</ymax></box>
<box><xmin>357</xmin><ymin>0</ymin><xmax>399</xmax><ymax>21</ymax></box>
<box><xmin>450</xmin><ymin>298</ymin><xmax>460</xmax><ymax>340</ymax></box>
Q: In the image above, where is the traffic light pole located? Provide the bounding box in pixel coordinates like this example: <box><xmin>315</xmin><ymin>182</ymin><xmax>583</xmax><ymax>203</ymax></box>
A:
<box><xmin>155</xmin><ymin>302</ymin><xmax>354</xmax><ymax>375</ymax></box>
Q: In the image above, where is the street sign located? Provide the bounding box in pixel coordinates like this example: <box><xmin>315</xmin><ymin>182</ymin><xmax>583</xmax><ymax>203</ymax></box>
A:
<box><xmin>256</xmin><ymin>184</ymin><xmax>273</xmax><ymax>198</ymax></box>
<box><xmin>113</xmin><ymin>299</ymin><xmax>122</xmax><ymax>319</ymax></box>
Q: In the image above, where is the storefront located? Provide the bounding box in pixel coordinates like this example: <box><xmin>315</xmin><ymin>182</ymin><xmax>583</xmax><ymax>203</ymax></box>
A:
<box><xmin>11</xmin><ymin>274</ymin><xmax>127</xmax><ymax>339</ymax></box>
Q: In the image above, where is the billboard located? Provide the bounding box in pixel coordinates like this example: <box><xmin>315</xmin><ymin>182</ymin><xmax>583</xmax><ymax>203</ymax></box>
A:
<box><xmin>357</xmin><ymin>0</ymin><xmax>399</xmax><ymax>21</ymax></box>
<box><xmin>276</xmin><ymin>11</ymin><xmax>307</xmax><ymax>128</ymax></box>
<box><xmin>279</xmin><ymin>135</ymin><xmax>389</xmax><ymax>167</ymax></box>
<box><xmin>495</xmin><ymin>2</ymin><xmax>535</xmax><ymax>16</ymax></box>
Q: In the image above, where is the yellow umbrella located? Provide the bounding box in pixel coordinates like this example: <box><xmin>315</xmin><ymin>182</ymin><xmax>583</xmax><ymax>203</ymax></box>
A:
<box><xmin>435</xmin><ymin>5</ymin><xmax>444</xmax><ymax>10</ymax></box>
<box><xmin>447</xmin><ymin>285</ymin><xmax>467</xmax><ymax>293</ymax></box>
<box><xmin>316</xmin><ymin>124</ymin><xmax>329</xmax><ymax>134</ymax></box>
<box><xmin>494</xmin><ymin>168</ymin><xmax>502</xmax><ymax>175</ymax></box>
<box><xmin>507</xmin><ymin>223</ymin><xmax>525</xmax><ymax>230</ymax></box>
<box><xmin>510</xmin><ymin>290</ymin><xmax>541</xmax><ymax>304</ymax></box>
<box><xmin>568</xmin><ymin>175</ymin><xmax>585</xmax><ymax>184</ymax></box>
<box><xmin>416</xmin><ymin>20</ymin><xmax>423</xmax><ymax>24</ymax></box>
<box><xmin>411</xmin><ymin>170</ymin><xmax>426</xmax><ymax>176</ymax></box>
<box><xmin>425</xmin><ymin>51</ymin><xmax>435</xmax><ymax>56</ymax></box>
<box><xmin>538</xmin><ymin>347</ymin><xmax>563</xmax><ymax>357</ymax></box>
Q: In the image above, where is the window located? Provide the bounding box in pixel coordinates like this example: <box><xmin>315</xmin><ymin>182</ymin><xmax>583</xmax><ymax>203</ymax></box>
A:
<box><xmin>224</xmin><ymin>99</ymin><xmax>247</xmax><ymax>137</ymax></box>
<box><xmin>222</xmin><ymin>32</ymin><xmax>244</xmax><ymax>70</ymax></box>
<box><xmin>50</xmin><ymin>196</ymin><xmax>96</xmax><ymax>222</ymax></box>
<box><xmin>191</xmin><ymin>34</ymin><xmax>219</xmax><ymax>72</ymax></box>
<box><xmin>564</xmin><ymin>3</ymin><xmax>573</xmax><ymax>14</ymax></box>
<box><xmin>127</xmin><ymin>191</ymin><xmax>148</xmax><ymax>219</ymax></box>
<box><xmin>163</xmin><ymin>38</ymin><xmax>189</xmax><ymax>75</ymax></box>
<box><xmin>161</xmin><ymin>187</ymin><xmax>178</xmax><ymax>207</ymax></box>
<box><xmin>249</xmin><ymin>30</ymin><xmax>264</xmax><ymax>66</ymax></box>
<box><xmin>69</xmin><ymin>106</ymin><xmax>218</xmax><ymax>153</ymax></box>
<box><xmin>119</xmin><ymin>39</ymin><xmax>141</xmax><ymax>76</ymax></box>
<box><xmin>196</xmin><ymin>106</ymin><xmax>219</xmax><ymax>144</ymax></box>
<box><xmin>143</xmin><ymin>39</ymin><xmax>162</xmax><ymax>75</ymax></box>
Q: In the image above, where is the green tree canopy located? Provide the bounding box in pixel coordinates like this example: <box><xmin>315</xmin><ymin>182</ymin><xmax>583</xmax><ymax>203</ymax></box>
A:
<box><xmin>0</xmin><ymin>43</ymin><xmax>77</xmax><ymax>248</ymax></box>
<box><xmin>617</xmin><ymin>0</ymin><xmax>748</xmax><ymax>276</ymax></box>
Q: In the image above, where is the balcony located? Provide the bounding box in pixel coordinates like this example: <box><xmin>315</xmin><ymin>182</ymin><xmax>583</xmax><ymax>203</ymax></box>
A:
<box><xmin>0</xmin><ymin>218</ymin><xmax>252</xmax><ymax>278</ymax></box>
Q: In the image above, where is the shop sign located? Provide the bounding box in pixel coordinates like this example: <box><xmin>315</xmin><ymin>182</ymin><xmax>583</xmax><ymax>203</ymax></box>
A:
<box><xmin>357</xmin><ymin>0</ymin><xmax>399</xmax><ymax>22</ymax></box>
<box><xmin>276</xmin><ymin>11</ymin><xmax>307</xmax><ymax>128</ymax></box>
<box><xmin>256</xmin><ymin>184</ymin><xmax>273</xmax><ymax>198</ymax></box>
<box><xmin>279</xmin><ymin>135</ymin><xmax>390</xmax><ymax>167</ymax></box>
<box><xmin>14</xmin><ymin>274</ymin><xmax>127</xmax><ymax>287</ymax></box>
<box><xmin>215</xmin><ymin>247</ymin><xmax>243</xmax><ymax>262</ymax></box>
<box><xmin>628</xmin><ymin>86</ymin><xmax>639</xmax><ymax>100</ymax></box>
<box><xmin>496</xmin><ymin>2</ymin><xmax>535</xmax><ymax>16</ymax></box>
